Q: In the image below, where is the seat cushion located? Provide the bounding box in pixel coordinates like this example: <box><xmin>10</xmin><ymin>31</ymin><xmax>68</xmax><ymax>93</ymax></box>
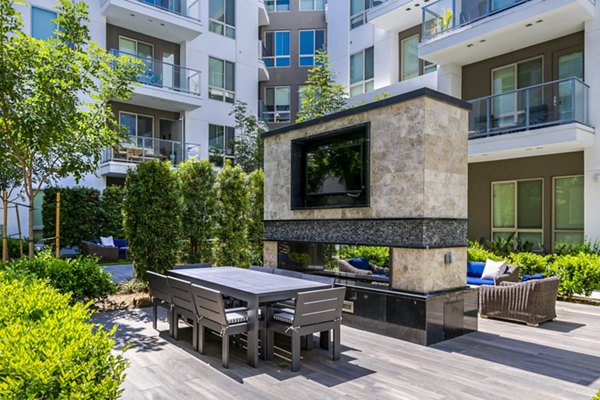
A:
<box><xmin>521</xmin><ymin>273</ymin><xmax>545</xmax><ymax>282</ymax></box>
<box><xmin>273</xmin><ymin>312</ymin><xmax>295</xmax><ymax>324</ymax></box>
<box><xmin>467</xmin><ymin>261</ymin><xmax>485</xmax><ymax>278</ymax></box>
<box><xmin>467</xmin><ymin>277</ymin><xmax>495</xmax><ymax>286</ymax></box>
<box><xmin>226</xmin><ymin>311</ymin><xmax>248</xmax><ymax>324</ymax></box>
<box><xmin>114</xmin><ymin>239</ymin><xmax>128</xmax><ymax>248</ymax></box>
<box><xmin>347</xmin><ymin>257</ymin><xmax>370</xmax><ymax>270</ymax></box>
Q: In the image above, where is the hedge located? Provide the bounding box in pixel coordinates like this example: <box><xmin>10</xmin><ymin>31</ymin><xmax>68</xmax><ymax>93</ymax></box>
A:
<box><xmin>1</xmin><ymin>251</ymin><xmax>115</xmax><ymax>303</ymax></box>
<box><xmin>101</xmin><ymin>185</ymin><xmax>126</xmax><ymax>238</ymax></box>
<box><xmin>247</xmin><ymin>169</ymin><xmax>264</xmax><ymax>266</ymax></box>
<box><xmin>124</xmin><ymin>160</ymin><xmax>181</xmax><ymax>279</ymax></box>
<box><xmin>339</xmin><ymin>245</ymin><xmax>390</xmax><ymax>268</ymax></box>
<box><xmin>0</xmin><ymin>273</ymin><xmax>127</xmax><ymax>398</ymax></box>
<box><xmin>42</xmin><ymin>187</ymin><xmax>102</xmax><ymax>246</ymax></box>
<box><xmin>547</xmin><ymin>253</ymin><xmax>600</xmax><ymax>297</ymax></box>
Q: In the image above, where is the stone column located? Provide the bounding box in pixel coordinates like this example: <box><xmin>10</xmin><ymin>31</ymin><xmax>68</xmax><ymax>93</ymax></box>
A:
<box><xmin>263</xmin><ymin>241</ymin><xmax>278</xmax><ymax>267</ymax></box>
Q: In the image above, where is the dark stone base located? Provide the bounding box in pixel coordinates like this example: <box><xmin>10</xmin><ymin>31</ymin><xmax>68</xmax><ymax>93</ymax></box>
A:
<box><xmin>341</xmin><ymin>285</ymin><xmax>478</xmax><ymax>346</ymax></box>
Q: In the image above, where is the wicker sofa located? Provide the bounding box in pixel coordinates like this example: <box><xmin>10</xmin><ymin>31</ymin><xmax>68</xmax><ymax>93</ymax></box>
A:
<box><xmin>337</xmin><ymin>259</ymin><xmax>389</xmax><ymax>276</ymax></box>
<box><xmin>81</xmin><ymin>241</ymin><xmax>119</xmax><ymax>263</ymax></box>
<box><xmin>479</xmin><ymin>277</ymin><xmax>560</xmax><ymax>326</ymax></box>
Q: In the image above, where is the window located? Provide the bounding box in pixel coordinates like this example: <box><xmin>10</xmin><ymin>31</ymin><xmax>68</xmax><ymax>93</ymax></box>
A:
<box><xmin>118</xmin><ymin>37</ymin><xmax>154</xmax><ymax>58</ymax></box>
<box><xmin>264</xmin><ymin>31</ymin><xmax>290</xmax><ymax>68</ymax></box>
<box><xmin>32</xmin><ymin>7</ymin><xmax>58</xmax><ymax>40</ymax></box>
<box><xmin>265</xmin><ymin>0</ymin><xmax>290</xmax><ymax>12</ymax></box>
<box><xmin>300</xmin><ymin>0</ymin><xmax>326</xmax><ymax>10</ymax></box>
<box><xmin>299</xmin><ymin>30</ymin><xmax>325</xmax><ymax>67</ymax></box>
<box><xmin>553</xmin><ymin>176</ymin><xmax>584</xmax><ymax>247</ymax></box>
<box><xmin>264</xmin><ymin>87</ymin><xmax>291</xmax><ymax>122</ymax></box>
<box><xmin>209</xmin><ymin>57</ymin><xmax>235</xmax><ymax>103</ymax></box>
<box><xmin>119</xmin><ymin>112</ymin><xmax>154</xmax><ymax>138</ymax></box>
<box><xmin>298</xmin><ymin>85</ymin><xmax>307</xmax><ymax>111</ymax></box>
<box><xmin>350</xmin><ymin>47</ymin><xmax>374</xmax><ymax>96</ymax></box>
<box><xmin>209</xmin><ymin>124</ymin><xmax>235</xmax><ymax>167</ymax></box>
<box><xmin>350</xmin><ymin>0</ymin><xmax>372</xmax><ymax>29</ymax></box>
<box><xmin>400</xmin><ymin>34</ymin><xmax>437</xmax><ymax>81</ymax></box>
<box><xmin>492</xmin><ymin>179</ymin><xmax>543</xmax><ymax>249</ymax></box>
<box><xmin>491</xmin><ymin>57</ymin><xmax>543</xmax><ymax>129</ymax></box>
<box><xmin>209</xmin><ymin>0</ymin><xmax>235</xmax><ymax>38</ymax></box>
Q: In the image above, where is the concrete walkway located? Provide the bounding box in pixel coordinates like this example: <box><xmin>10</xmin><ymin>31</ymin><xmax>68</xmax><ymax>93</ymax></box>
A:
<box><xmin>103</xmin><ymin>264</ymin><xmax>134</xmax><ymax>284</ymax></box>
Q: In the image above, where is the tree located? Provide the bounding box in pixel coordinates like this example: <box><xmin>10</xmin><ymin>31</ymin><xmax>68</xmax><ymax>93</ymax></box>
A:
<box><xmin>247</xmin><ymin>169</ymin><xmax>264</xmax><ymax>266</ymax></box>
<box><xmin>213</xmin><ymin>161</ymin><xmax>250</xmax><ymax>267</ymax></box>
<box><xmin>123</xmin><ymin>160</ymin><xmax>181</xmax><ymax>280</ymax></box>
<box><xmin>178</xmin><ymin>159</ymin><xmax>217</xmax><ymax>263</ymax></box>
<box><xmin>229</xmin><ymin>100</ymin><xmax>267</xmax><ymax>173</ymax></box>
<box><xmin>0</xmin><ymin>0</ymin><xmax>139</xmax><ymax>257</ymax></box>
<box><xmin>296</xmin><ymin>50</ymin><xmax>348</xmax><ymax>123</ymax></box>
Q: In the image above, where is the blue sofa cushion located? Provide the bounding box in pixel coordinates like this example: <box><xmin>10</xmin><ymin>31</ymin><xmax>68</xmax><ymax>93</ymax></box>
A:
<box><xmin>467</xmin><ymin>261</ymin><xmax>485</xmax><ymax>278</ymax></box>
<box><xmin>113</xmin><ymin>239</ymin><xmax>128</xmax><ymax>248</ymax></box>
<box><xmin>521</xmin><ymin>273</ymin><xmax>545</xmax><ymax>282</ymax></box>
<box><xmin>467</xmin><ymin>277</ymin><xmax>495</xmax><ymax>286</ymax></box>
<box><xmin>348</xmin><ymin>257</ymin><xmax>370</xmax><ymax>271</ymax></box>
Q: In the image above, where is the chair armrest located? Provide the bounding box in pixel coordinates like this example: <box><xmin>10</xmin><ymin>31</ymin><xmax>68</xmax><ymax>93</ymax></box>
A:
<box><xmin>337</xmin><ymin>260</ymin><xmax>372</xmax><ymax>275</ymax></box>
<box><xmin>498</xmin><ymin>281</ymin><xmax>519</xmax><ymax>286</ymax></box>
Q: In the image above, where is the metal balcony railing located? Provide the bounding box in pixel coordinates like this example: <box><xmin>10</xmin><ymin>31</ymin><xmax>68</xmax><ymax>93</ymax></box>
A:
<box><xmin>468</xmin><ymin>77</ymin><xmax>590</xmax><ymax>139</ymax></box>
<box><xmin>102</xmin><ymin>136</ymin><xmax>201</xmax><ymax>166</ymax></box>
<box><xmin>102</xmin><ymin>0</ymin><xmax>201</xmax><ymax>21</ymax></box>
<box><xmin>257</xmin><ymin>100</ymin><xmax>291</xmax><ymax>123</ymax></box>
<box><xmin>111</xmin><ymin>49</ymin><xmax>201</xmax><ymax>96</ymax></box>
<box><xmin>422</xmin><ymin>0</ymin><xmax>529</xmax><ymax>40</ymax></box>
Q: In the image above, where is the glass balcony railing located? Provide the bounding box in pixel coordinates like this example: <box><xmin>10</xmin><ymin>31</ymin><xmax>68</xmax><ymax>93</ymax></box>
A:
<box><xmin>102</xmin><ymin>136</ymin><xmax>201</xmax><ymax>166</ymax></box>
<box><xmin>111</xmin><ymin>0</ymin><xmax>201</xmax><ymax>21</ymax></box>
<box><xmin>468</xmin><ymin>77</ymin><xmax>589</xmax><ymax>139</ymax></box>
<box><xmin>111</xmin><ymin>49</ymin><xmax>201</xmax><ymax>96</ymax></box>
<box><xmin>422</xmin><ymin>0</ymin><xmax>529</xmax><ymax>40</ymax></box>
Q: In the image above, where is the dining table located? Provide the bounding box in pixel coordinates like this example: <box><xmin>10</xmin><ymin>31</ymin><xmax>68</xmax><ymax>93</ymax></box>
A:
<box><xmin>167</xmin><ymin>267</ymin><xmax>330</xmax><ymax>368</ymax></box>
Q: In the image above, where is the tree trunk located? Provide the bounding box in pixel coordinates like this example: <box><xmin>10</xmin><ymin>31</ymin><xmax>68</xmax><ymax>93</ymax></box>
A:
<box><xmin>28</xmin><ymin>194</ymin><xmax>34</xmax><ymax>259</ymax></box>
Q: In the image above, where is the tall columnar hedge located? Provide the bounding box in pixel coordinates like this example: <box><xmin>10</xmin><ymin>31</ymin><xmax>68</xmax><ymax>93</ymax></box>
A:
<box><xmin>213</xmin><ymin>162</ymin><xmax>250</xmax><ymax>267</ymax></box>
<box><xmin>0</xmin><ymin>273</ymin><xmax>127</xmax><ymax>398</ymax></box>
<box><xmin>42</xmin><ymin>187</ymin><xmax>102</xmax><ymax>246</ymax></box>
<box><xmin>101</xmin><ymin>185</ymin><xmax>126</xmax><ymax>238</ymax></box>
<box><xmin>123</xmin><ymin>160</ymin><xmax>181</xmax><ymax>279</ymax></box>
<box><xmin>178</xmin><ymin>159</ymin><xmax>217</xmax><ymax>263</ymax></box>
<box><xmin>247</xmin><ymin>169</ymin><xmax>264</xmax><ymax>266</ymax></box>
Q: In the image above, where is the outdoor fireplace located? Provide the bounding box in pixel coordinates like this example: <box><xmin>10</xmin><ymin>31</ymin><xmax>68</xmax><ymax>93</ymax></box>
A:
<box><xmin>262</xmin><ymin>88</ymin><xmax>478</xmax><ymax>345</ymax></box>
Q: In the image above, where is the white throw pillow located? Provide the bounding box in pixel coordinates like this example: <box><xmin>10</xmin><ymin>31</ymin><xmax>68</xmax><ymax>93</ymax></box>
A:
<box><xmin>100</xmin><ymin>236</ymin><xmax>115</xmax><ymax>247</ymax></box>
<box><xmin>481</xmin><ymin>259</ymin><xmax>508</xmax><ymax>280</ymax></box>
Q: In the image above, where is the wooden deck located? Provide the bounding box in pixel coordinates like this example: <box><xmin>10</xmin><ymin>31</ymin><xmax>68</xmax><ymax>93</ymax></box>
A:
<box><xmin>93</xmin><ymin>301</ymin><xmax>600</xmax><ymax>399</ymax></box>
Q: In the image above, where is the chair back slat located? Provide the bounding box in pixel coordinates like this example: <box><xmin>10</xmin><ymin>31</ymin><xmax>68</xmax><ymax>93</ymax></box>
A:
<box><xmin>249</xmin><ymin>266</ymin><xmax>274</xmax><ymax>274</ymax></box>
<box><xmin>147</xmin><ymin>271</ymin><xmax>171</xmax><ymax>302</ymax></box>
<box><xmin>301</xmin><ymin>273</ymin><xmax>335</xmax><ymax>287</ymax></box>
<box><xmin>173</xmin><ymin>263</ymin><xmax>212</xmax><ymax>270</ymax></box>
<box><xmin>190</xmin><ymin>284</ymin><xmax>227</xmax><ymax>326</ymax></box>
<box><xmin>293</xmin><ymin>287</ymin><xmax>346</xmax><ymax>327</ymax></box>
<box><xmin>166</xmin><ymin>276</ymin><xmax>195</xmax><ymax>311</ymax></box>
<box><xmin>274</xmin><ymin>269</ymin><xmax>302</xmax><ymax>279</ymax></box>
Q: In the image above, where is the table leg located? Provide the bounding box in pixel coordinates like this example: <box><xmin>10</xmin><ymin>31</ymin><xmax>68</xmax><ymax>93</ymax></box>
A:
<box><xmin>246</xmin><ymin>296</ymin><xmax>259</xmax><ymax>368</ymax></box>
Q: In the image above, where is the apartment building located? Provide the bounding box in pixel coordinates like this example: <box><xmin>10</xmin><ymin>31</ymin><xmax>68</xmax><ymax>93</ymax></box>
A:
<box><xmin>258</xmin><ymin>0</ymin><xmax>327</xmax><ymax>126</ymax></box>
<box><xmin>326</xmin><ymin>0</ymin><xmax>599</xmax><ymax>248</ymax></box>
<box><xmin>5</xmin><ymin>0</ymin><xmax>262</xmax><ymax>238</ymax></box>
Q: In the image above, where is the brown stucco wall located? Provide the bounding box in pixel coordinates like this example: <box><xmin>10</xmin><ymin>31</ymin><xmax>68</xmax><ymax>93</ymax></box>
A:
<box><xmin>468</xmin><ymin>152</ymin><xmax>584</xmax><ymax>249</ymax></box>
<box><xmin>461</xmin><ymin>32</ymin><xmax>584</xmax><ymax>101</ymax></box>
<box><xmin>106</xmin><ymin>24</ymin><xmax>180</xmax><ymax>65</ymax></box>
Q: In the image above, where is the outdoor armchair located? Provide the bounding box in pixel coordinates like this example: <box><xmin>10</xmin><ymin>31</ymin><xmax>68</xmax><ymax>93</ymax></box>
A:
<box><xmin>166</xmin><ymin>276</ymin><xmax>198</xmax><ymax>349</ymax></box>
<box><xmin>479</xmin><ymin>276</ymin><xmax>560</xmax><ymax>326</ymax></box>
<box><xmin>337</xmin><ymin>259</ymin><xmax>371</xmax><ymax>275</ymax></box>
<box><xmin>147</xmin><ymin>271</ymin><xmax>174</xmax><ymax>336</ymax></box>
<box><xmin>265</xmin><ymin>287</ymin><xmax>346</xmax><ymax>371</ymax></box>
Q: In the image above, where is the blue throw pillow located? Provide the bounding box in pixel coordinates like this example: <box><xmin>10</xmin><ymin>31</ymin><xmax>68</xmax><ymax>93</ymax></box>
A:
<box><xmin>467</xmin><ymin>261</ymin><xmax>485</xmax><ymax>277</ymax></box>
<box><xmin>347</xmin><ymin>257</ymin><xmax>370</xmax><ymax>270</ymax></box>
<box><xmin>521</xmin><ymin>273</ymin><xmax>545</xmax><ymax>282</ymax></box>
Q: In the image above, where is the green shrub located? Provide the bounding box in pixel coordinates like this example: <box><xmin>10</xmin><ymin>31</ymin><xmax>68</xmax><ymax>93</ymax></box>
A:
<box><xmin>2</xmin><ymin>251</ymin><xmax>115</xmax><ymax>303</ymax></box>
<box><xmin>101</xmin><ymin>185</ymin><xmax>126</xmax><ymax>238</ymax></box>
<box><xmin>467</xmin><ymin>241</ymin><xmax>501</xmax><ymax>262</ymax></box>
<box><xmin>547</xmin><ymin>253</ymin><xmax>600</xmax><ymax>297</ymax></box>
<box><xmin>247</xmin><ymin>169</ymin><xmax>264</xmax><ymax>266</ymax></box>
<box><xmin>339</xmin><ymin>245</ymin><xmax>390</xmax><ymax>267</ymax></box>
<box><xmin>0</xmin><ymin>273</ymin><xmax>127</xmax><ymax>398</ymax></box>
<box><xmin>178</xmin><ymin>159</ymin><xmax>217</xmax><ymax>263</ymax></box>
<box><xmin>553</xmin><ymin>240</ymin><xmax>600</xmax><ymax>256</ymax></box>
<box><xmin>593</xmin><ymin>389</ymin><xmax>600</xmax><ymax>400</ymax></box>
<box><xmin>213</xmin><ymin>162</ymin><xmax>250</xmax><ymax>267</ymax></box>
<box><xmin>124</xmin><ymin>160</ymin><xmax>181</xmax><ymax>279</ymax></box>
<box><xmin>7</xmin><ymin>237</ymin><xmax>26</xmax><ymax>259</ymax></box>
<box><xmin>42</xmin><ymin>187</ymin><xmax>102</xmax><ymax>246</ymax></box>
<box><xmin>507</xmin><ymin>252</ymin><xmax>550</xmax><ymax>276</ymax></box>
<box><xmin>482</xmin><ymin>234</ymin><xmax>535</xmax><ymax>257</ymax></box>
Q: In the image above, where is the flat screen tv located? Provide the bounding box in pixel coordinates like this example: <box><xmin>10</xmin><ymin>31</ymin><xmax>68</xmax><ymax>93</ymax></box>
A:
<box><xmin>291</xmin><ymin>124</ymin><xmax>369</xmax><ymax>209</ymax></box>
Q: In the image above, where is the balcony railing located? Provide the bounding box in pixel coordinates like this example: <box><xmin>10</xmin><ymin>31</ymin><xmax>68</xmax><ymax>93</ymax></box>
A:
<box><xmin>422</xmin><ymin>0</ymin><xmax>529</xmax><ymax>40</ymax></box>
<box><xmin>469</xmin><ymin>77</ymin><xmax>589</xmax><ymax>139</ymax></box>
<box><xmin>111</xmin><ymin>49</ymin><xmax>201</xmax><ymax>96</ymax></box>
<box><xmin>102</xmin><ymin>0</ymin><xmax>201</xmax><ymax>21</ymax></box>
<box><xmin>257</xmin><ymin>100</ymin><xmax>291</xmax><ymax>123</ymax></box>
<box><xmin>102</xmin><ymin>136</ymin><xmax>201</xmax><ymax>166</ymax></box>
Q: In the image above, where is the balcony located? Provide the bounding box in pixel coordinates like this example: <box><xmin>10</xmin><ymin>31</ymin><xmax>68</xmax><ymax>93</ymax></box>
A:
<box><xmin>100</xmin><ymin>0</ymin><xmax>202</xmax><ymax>43</ymax></box>
<box><xmin>258</xmin><ymin>41</ymin><xmax>270</xmax><ymax>82</ymax></box>
<box><xmin>367</xmin><ymin>0</ymin><xmax>424</xmax><ymax>32</ymax></box>
<box><xmin>100</xmin><ymin>136</ymin><xmax>201</xmax><ymax>176</ymax></box>
<box><xmin>418</xmin><ymin>0</ymin><xmax>594</xmax><ymax>66</ymax></box>
<box><xmin>468</xmin><ymin>78</ymin><xmax>594</xmax><ymax>162</ymax></box>
<box><xmin>258</xmin><ymin>0</ymin><xmax>270</xmax><ymax>26</ymax></box>
<box><xmin>112</xmin><ymin>49</ymin><xmax>202</xmax><ymax>112</ymax></box>
<box><xmin>258</xmin><ymin>100</ymin><xmax>291</xmax><ymax>124</ymax></box>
